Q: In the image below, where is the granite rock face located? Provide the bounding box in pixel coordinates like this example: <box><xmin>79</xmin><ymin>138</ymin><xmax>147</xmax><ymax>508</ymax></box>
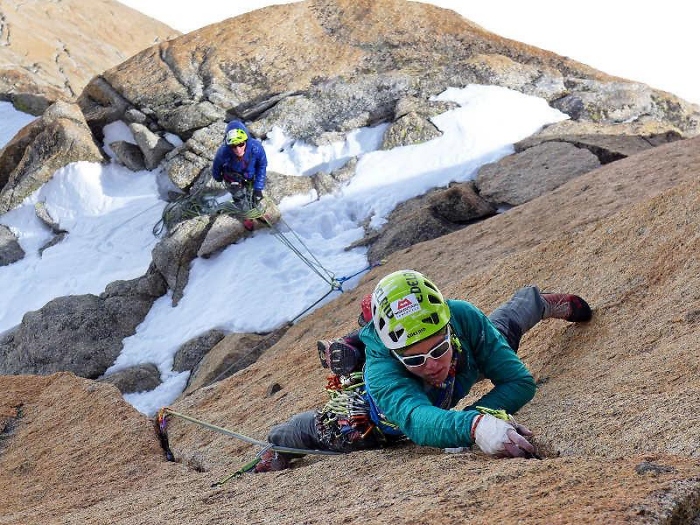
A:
<box><xmin>0</xmin><ymin>0</ymin><xmax>179</xmax><ymax>112</ymax></box>
<box><xmin>2</xmin><ymin>3</ymin><xmax>700</xmax><ymax>522</ymax></box>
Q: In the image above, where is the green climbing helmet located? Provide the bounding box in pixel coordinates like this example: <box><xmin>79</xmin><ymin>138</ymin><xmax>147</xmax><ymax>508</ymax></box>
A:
<box><xmin>371</xmin><ymin>269</ymin><xmax>450</xmax><ymax>351</ymax></box>
<box><xmin>226</xmin><ymin>128</ymin><xmax>248</xmax><ymax>146</ymax></box>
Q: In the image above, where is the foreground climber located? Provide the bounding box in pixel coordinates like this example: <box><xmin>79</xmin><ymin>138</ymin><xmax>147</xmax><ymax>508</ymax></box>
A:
<box><xmin>254</xmin><ymin>269</ymin><xmax>592</xmax><ymax>472</ymax></box>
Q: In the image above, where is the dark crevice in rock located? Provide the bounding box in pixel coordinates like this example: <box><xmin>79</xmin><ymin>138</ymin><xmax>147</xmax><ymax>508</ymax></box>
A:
<box><xmin>0</xmin><ymin>404</ymin><xmax>23</xmax><ymax>456</ymax></box>
<box><xmin>567</xmin><ymin>142</ymin><xmax>626</xmax><ymax>165</ymax></box>
<box><xmin>158</xmin><ymin>44</ymin><xmax>197</xmax><ymax>101</ymax></box>
<box><xmin>232</xmin><ymin>90</ymin><xmax>303</xmax><ymax>123</ymax></box>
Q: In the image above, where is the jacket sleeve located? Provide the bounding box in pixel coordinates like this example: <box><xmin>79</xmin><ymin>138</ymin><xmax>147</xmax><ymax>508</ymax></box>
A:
<box><xmin>251</xmin><ymin>141</ymin><xmax>268</xmax><ymax>191</ymax></box>
<box><xmin>450</xmin><ymin>300</ymin><xmax>536</xmax><ymax>415</ymax></box>
<box><xmin>212</xmin><ymin>146</ymin><xmax>225</xmax><ymax>181</ymax></box>
<box><xmin>360</xmin><ymin>324</ymin><xmax>478</xmax><ymax>448</ymax></box>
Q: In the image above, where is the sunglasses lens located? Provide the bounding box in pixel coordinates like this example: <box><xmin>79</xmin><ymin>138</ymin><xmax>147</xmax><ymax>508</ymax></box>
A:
<box><xmin>431</xmin><ymin>340</ymin><xmax>450</xmax><ymax>359</ymax></box>
<box><xmin>402</xmin><ymin>355</ymin><xmax>426</xmax><ymax>367</ymax></box>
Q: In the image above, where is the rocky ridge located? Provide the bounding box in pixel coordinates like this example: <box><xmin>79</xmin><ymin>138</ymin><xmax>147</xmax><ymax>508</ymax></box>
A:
<box><xmin>0</xmin><ymin>0</ymin><xmax>179</xmax><ymax>113</ymax></box>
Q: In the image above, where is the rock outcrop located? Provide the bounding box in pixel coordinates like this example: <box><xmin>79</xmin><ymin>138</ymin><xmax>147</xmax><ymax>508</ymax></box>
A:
<box><xmin>0</xmin><ymin>271</ymin><xmax>167</xmax><ymax>378</ymax></box>
<box><xmin>0</xmin><ymin>101</ymin><xmax>104</xmax><ymax>214</ymax></box>
<box><xmin>0</xmin><ymin>0</ymin><xmax>179</xmax><ymax>112</ymax></box>
<box><xmin>0</xmin><ymin>224</ymin><xmax>23</xmax><ymax>266</ymax></box>
<box><xmin>77</xmin><ymin>0</ymin><xmax>699</xmax><ymax>200</ymax></box>
<box><xmin>2</xmin><ymin>137</ymin><xmax>700</xmax><ymax>524</ymax></box>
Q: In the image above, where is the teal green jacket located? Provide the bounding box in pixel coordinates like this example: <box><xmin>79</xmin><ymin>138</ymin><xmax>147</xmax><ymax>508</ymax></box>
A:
<box><xmin>359</xmin><ymin>299</ymin><xmax>536</xmax><ymax>448</ymax></box>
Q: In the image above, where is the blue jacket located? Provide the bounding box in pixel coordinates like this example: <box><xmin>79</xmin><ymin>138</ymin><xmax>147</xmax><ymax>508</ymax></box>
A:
<box><xmin>211</xmin><ymin>121</ymin><xmax>268</xmax><ymax>191</ymax></box>
<box><xmin>359</xmin><ymin>299</ymin><xmax>536</xmax><ymax>448</ymax></box>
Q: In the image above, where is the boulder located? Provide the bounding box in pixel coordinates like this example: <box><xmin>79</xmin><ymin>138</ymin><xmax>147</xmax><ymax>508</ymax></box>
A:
<box><xmin>129</xmin><ymin>123</ymin><xmax>175</xmax><ymax>170</ymax></box>
<box><xmin>364</xmin><ymin>183</ymin><xmax>496</xmax><ymax>262</ymax></box>
<box><xmin>34</xmin><ymin>202</ymin><xmax>67</xmax><ymax>234</ymax></box>
<box><xmin>475</xmin><ymin>142</ymin><xmax>601</xmax><ymax>206</ymax></box>
<box><xmin>172</xmin><ymin>329</ymin><xmax>227</xmax><ymax>372</ymax></box>
<box><xmin>196</xmin><ymin>214</ymin><xmax>248</xmax><ymax>258</ymax></box>
<box><xmin>99</xmin><ymin>363</ymin><xmax>162</xmax><ymax>394</ymax></box>
<box><xmin>0</xmin><ymin>271</ymin><xmax>167</xmax><ymax>378</ymax></box>
<box><xmin>515</xmin><ymin>132</ymin><xmax>683</xmax><ymax>164</ymax></box>
<box><xmin>150</xmin><ymin>216</ymin><xmax>211</xmax><ymax>306</ymax></box>
<box><xmin>381</xmin><ymin>111</ymin><xmax>442</xmax><ymax>149</ymax></box>
<box><xmin>184</xmin><ymin>330</ymin><xmax>287</xmax><ymax>394</ymax></box>
<box><xmin>109</xmin><ymin>141</ymin><xmax>146</xmax><ymax>171</ymax></box>
<box><xmin>0</xmin><ymin>101</ymin><xmax>104</xmax><ymax>214</ymax></box>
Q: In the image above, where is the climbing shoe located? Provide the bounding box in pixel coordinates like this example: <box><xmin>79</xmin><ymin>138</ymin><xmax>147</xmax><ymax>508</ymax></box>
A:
<box><xmin>317</xmin><ymin>339</ymin><xmax>364</xmax><ymax>375</ymax></box>
<box><xmin>252</xmin><ymin>450</ymin><xmax>291</xmax><ymax>473</ymax></box>
<box><xmin>327</xmin><ymin>340</ymin><xmax>364</xmax><ymax>376</ymax></box>
<box><xmin>542</xmin><ymin>293</ymin><xmax>592</xmax><ymax>322</ymax></box>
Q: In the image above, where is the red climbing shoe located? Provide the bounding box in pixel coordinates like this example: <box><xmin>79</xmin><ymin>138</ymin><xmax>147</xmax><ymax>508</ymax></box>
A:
<box><xmin>542</xmin><ymin>293</ymin><xmax>592</xmax><ymax>322</ymax></box>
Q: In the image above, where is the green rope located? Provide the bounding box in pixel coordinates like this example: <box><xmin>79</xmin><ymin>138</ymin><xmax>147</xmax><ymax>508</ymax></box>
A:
<box><xmin>211</xmin><ymin>445</ymin><xmax>272</xmax><ymax>486</ymax></box>
<box><xmin>153</xmin><ymin>186</ymin><xmax>268</xmax><ymax>237</ymax></box>
<box><xmin>160</xmin><ymin>408</ymin><xmax>340</xmax><ymax>457</ymax></box>
<box><xmin>158</xmin><ymin>408</ymin><xmax>341</xmax><ymax>485</ymax></box>
<box><xmin>259</xmin><ymin>213</ymin><xmax>340</xmax><ymax>290</ymax></box>
<box><xmin>152</xmin><ymin>187</ymin><xmax>383</xmax><ymax>327</ymax></box>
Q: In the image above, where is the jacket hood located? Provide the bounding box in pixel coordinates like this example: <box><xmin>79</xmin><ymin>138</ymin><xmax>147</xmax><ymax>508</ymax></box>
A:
<box><xmin>225</xmin><ymin>120</ymin><xmax>250</xmax><ymax>135</ymax></box>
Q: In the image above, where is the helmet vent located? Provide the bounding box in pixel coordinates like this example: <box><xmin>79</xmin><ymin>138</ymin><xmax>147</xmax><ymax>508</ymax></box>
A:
<box><xmin>427</xmin><ymin>293</ymin><xmax>442</xmax><ymax>305</ymax></box>
<box><xmin>424</xmin><ymin>281</ymin><xmax>439</xmax><ymax>292</ymax></box>
<box><xmin>388</xmin><ymin>328</ymin><xmax>404</xmax><ymax>343</ymax></box>
<box><xmin>422</xmin><ymin>312</ymin><xmax>440</xmax><ymax>325</ymax></box>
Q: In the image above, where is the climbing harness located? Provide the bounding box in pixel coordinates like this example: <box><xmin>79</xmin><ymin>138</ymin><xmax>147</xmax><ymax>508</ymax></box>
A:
<box><xmin>155</xmin><ymin>407</ymin><xmax>340</xmax><ymax>484</ymax></box>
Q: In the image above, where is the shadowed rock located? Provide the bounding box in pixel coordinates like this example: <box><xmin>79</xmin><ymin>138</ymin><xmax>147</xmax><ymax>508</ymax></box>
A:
<box><xmin>99</xmin><ymin>363</ymin><xmax>162</xmax><ymax>394</ymax></box>
<box><xmin>475</xmin><ymin>142</ymin><xmax>601</xmax><ymax>206</ymax></box>
<box><xmin>0</xmin><ymin>271</ymin><xmax>167</xmax><ymax>378</ymax></box>
<box><xmin>0</xmin><ymin>101</ymin><xmax>104</xmax><ymax>214</ymax></box>
<box><xmin>0</xmin><ymin>224</ymin><xmax>24</xmax><ymax>266</ymax></box>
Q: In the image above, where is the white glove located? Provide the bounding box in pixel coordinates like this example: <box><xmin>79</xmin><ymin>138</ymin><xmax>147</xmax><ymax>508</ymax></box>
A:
<box><xmin>471</xmin><ymin>413</ymin><xmax>535</xmax><ymax>458</ymax></box>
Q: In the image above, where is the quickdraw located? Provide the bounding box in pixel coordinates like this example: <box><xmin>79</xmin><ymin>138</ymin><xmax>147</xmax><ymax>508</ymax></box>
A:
<box><xmin>315</xmin><ymin>372</ymin><xmax>389</xmax><ymax>450</ymax></box>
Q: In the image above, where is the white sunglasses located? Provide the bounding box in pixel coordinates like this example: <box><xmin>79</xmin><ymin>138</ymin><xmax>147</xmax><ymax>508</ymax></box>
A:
<box><xmin>391</xmin><ymin>326</ymin><xmax>452</xmax><ymax>368</ymax></box>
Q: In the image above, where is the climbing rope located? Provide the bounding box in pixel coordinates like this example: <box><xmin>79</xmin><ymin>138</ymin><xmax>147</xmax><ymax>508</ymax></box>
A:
<box><xmin>152</xmin><ymin>185</ymin><xmax>268</xmax><ymax>237</ymax></box>
<box><xmin>258</xmin><ymin>213</ymin><xmax>340</xmax><ymax>290</ymax></box>
<box><xmin>152</xmin><ymin>184</ymin><xmax>384</xmax><ymax>322</ymax></box>
<box><xmin>155</xmin><ymin>407</ymin><xmax>340</xmax><ymax>483</ymax></box>
<box><xmin>283</xmin><ymin>259</ymin><xmax>384</xmax><ymax>324</ymax></box>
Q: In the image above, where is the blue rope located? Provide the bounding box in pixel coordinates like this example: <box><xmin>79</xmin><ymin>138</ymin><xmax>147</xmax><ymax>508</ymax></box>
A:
<box><xmin>289</xmin><ymin>259</ymin><xmax>384</xmax><ymax>324</ymax></box>
<box><xmin>334</xmin><ymin>260</ymin><xmax>386</xmax><ymax>288</ymax></box>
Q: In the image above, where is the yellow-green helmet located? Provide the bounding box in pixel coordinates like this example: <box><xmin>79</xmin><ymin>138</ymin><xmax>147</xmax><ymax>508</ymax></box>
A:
<box><xmin>226</xmin><ymin>128</ymin><xmax>248</xmax><ymax>146</ymax></box>
<box><xmin>371</xmin><ymin>270</ymin><xmax>450</xmax><ymax>350</ymax></box>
